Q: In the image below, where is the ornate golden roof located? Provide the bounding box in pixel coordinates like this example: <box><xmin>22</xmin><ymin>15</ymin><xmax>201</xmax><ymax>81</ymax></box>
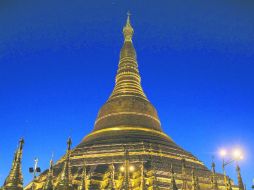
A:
<box><xmin>94</xmin><ymin>14</ymin><xmax>161</xmax><ymax>133</ymax></box>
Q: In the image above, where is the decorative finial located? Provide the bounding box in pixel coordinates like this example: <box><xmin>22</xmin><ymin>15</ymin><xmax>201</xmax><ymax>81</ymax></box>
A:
<box><xmin>19</xmin><ymin>138</ymin><xmax>24</xmax><ymax>150</ymax></box>
<box><xmin>49</xmin><ymin>159</ymin><xmax>53</xmax><ymax>170</ymax></box>
<box><xmin>210</xmin><ymin>159</ymin><xmax>219</xmax><ymax>190</ymax></box>
<box><xmin>67</xmin><ymin>137</ymin><xmax>72</xmax><ymax>151</ymax></box>
<box><xmin>51</xmin><ymin>152</ymin><xmax>54</xmax><ymax>163</ymax></box>
<box><xmin>127</xmin><ymin>11</ymin><xmax>131</xmax><ymax>24</ymax></box>
<box><xmin>123</xmin><ymin>12</ymin><xmax>134</xmax><ymax>42</ymax></box>
<box><xmin>211</xmin><ymin>159</ymin><xmax>216</xmax><ymax>174</ymax></box>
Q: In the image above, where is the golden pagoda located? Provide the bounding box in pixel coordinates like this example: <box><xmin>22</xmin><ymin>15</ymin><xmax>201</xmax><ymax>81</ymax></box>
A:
<box><xmin>20</xmin><ymin>14</ymin><xmax>242</xmax><ymax>190</ymax></box>
<box><xmin>2</xmin><ymin>138</ymin><xmax>24</xmax><ymax>190</ymax></box>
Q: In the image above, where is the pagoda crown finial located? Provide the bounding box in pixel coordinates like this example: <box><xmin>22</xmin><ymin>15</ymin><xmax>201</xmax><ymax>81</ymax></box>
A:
<box><xmin>123</xmin><ymin>11</ymin><xmax>134</xmax><ymax>42</ymax></box>
<box><xmin>127</xmin><ymin>11</ymin><xmax>131</xmax><ymax>25</ymax></box>
<box><xmin>50</xmin><ymin>158</ymin><xmax>54</xmax><ymax>170</ymax></box>
<box><xmin>212</xmin><ymin>161</ymin><xmax>216</xmax><ymax>174</ymax></box>
<box><xmin>19</xmin><ymin>138</ymin><xmax>24</xmax><ymax>150</ymax></box>
<box><xmin>67</xmin><ymin>137</ymin><xmax>72</xmax><ymax>151</ymax></box>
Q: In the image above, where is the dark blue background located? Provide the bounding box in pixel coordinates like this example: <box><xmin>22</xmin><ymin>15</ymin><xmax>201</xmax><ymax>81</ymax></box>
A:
<box><xmin>0</xmin><ymin>0</ymin><xmax>253</xmax><ymax>187</ymax></box>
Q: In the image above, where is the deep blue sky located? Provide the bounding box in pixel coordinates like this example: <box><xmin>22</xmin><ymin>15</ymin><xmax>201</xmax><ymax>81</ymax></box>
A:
<box><xmin>0</xmin><ymin>0</ymin><xmax>253</xmax><ymax>187</ymax></box>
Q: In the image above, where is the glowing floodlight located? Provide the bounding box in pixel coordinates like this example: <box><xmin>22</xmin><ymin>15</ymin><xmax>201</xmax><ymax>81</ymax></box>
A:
<box><xmin>120</xmin><ymin>166</ymin><xmax>125</xmax><ymax>172</ymax></box>
<box><xmin>129</xmin><ymin>165</ymin><xmax>135</xmax><ymax>172</ymax></box>
<box><xmin>219</xmin><ymin>149</ymin><xmax>227</xmax><ymax>157</ymax></box>
<box><xmin>233</xmin><ymin>149</ymin><xmax>243</xmax><ymax>160</ymax></box>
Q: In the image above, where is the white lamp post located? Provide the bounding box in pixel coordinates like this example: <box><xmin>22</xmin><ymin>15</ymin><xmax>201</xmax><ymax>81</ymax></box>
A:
<box><xmin>219</xmin><ymin>148</ymin><xmax>244</xmax><ymax>189</ymax></box>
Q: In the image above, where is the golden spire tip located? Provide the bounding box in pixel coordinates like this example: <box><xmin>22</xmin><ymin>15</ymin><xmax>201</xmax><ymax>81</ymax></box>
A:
<box><xmin>123</xmin><ymin>11</ymin><xmax>134</xmax><ymax>42</ymax></box>
<box><xmin>127</xmin><ymin>11</ymin><xmax>131</xmax><ymax>23</ymax></box>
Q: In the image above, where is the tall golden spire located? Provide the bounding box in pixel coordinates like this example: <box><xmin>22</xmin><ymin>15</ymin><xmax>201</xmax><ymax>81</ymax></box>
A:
<box><xmin>109</xmin><ymin>12</ymin><xmax>147</xmax><ymax>101</ymax></box>
<box><xmin>43</xmin><ymin>158</ymin><xmax>54</xmax><ymax>190</ymax></box>
<box><xmin>3</xmin><ymin>138</ymin><xmax>24</xmax><ymax>190</ymax></box>
<box><xmin>93</xmin><ymin>13</ymin><xmax>162</xmax><ymax>133</ymax></box>
<box><xmin>55</xmin><ymin>138</ymin><xmax>72</xmax><ymax>190</ymax></box>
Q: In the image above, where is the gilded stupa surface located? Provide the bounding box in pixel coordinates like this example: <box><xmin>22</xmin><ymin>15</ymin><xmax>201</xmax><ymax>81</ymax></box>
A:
<box><xmin>13</xmin><ymin>15</ymin><xmax>242</xmax><ymax>190</ymax></box>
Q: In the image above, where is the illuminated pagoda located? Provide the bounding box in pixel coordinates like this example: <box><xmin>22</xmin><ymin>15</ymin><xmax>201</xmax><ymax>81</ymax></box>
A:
<box><xmin>14</xmin><ymin>14</ymin><xmax>242</xmax><ymax>189</ymax></box>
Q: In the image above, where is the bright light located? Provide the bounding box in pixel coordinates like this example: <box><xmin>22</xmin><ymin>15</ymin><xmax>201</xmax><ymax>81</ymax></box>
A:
<box><xmin>120</xmin><ymin>166</ymin><xmax>125</xmax><ymax>172</ymax></box>
<box><xmin>219</xmin><ymin>149</ymin><xmax>227</xmax><ymax>157</ymax></box>
<box><xmin>129</xmin><ymin>165</ymin><xmax>135</xmax><ymax>172</ymax></box>
<box><xmin>120</xmin><ymin>165</ymin><xmax>135</xmax><ymax>172</ymax></box>
<box><xmin>233</xmin><ymin>149</ymin><xmax>243</xmax><ymax>160</ymax></box>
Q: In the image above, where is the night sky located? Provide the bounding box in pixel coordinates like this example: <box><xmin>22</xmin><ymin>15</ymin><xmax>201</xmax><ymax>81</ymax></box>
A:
<box><xmin>0</xmin><ymin>0</ymin><xmax>254</xmax><ymax>188</ymax></box>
